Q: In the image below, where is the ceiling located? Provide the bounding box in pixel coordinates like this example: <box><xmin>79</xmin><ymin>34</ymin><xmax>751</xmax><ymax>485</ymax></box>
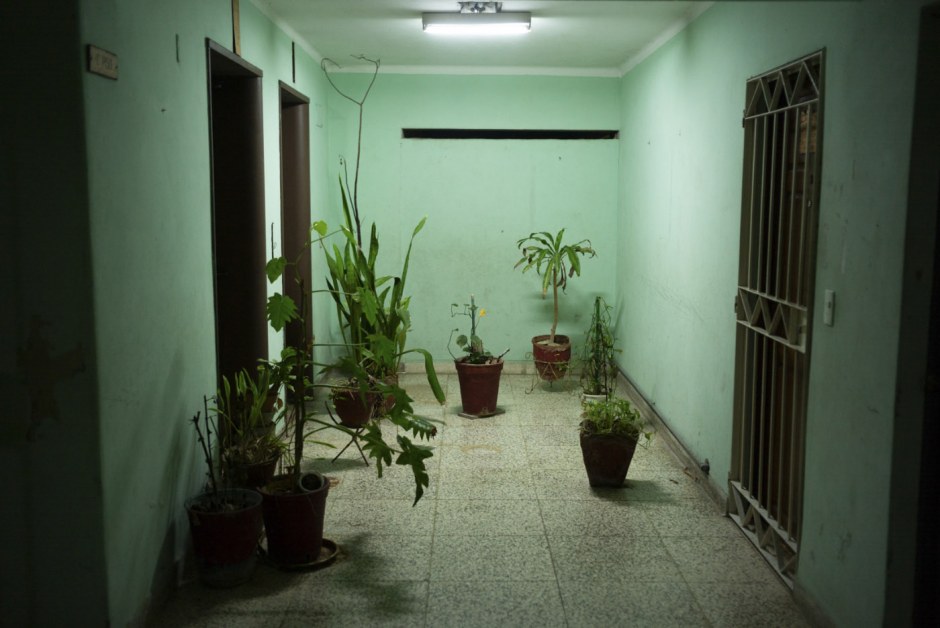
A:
<box><xmin>253</xmin><ymin>1</ymin><xmax>712</xmax><ymax>76</ymax></box>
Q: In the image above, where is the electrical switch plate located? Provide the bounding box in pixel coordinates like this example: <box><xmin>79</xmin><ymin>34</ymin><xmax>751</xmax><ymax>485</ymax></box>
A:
<box><xmin>823</xmin><ymin>289</ymin><xmax>835</xmax><ymax>326</ymax></box>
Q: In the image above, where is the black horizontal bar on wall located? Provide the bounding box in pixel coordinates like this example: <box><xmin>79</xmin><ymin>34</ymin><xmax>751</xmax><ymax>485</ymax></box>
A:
<box><xmin>402</xmin><ymin>128</ymin><xmax>619</xmax><ymax>140</ymax></box>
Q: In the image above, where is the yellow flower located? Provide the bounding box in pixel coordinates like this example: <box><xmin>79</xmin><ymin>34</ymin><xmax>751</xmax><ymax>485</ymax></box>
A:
<box><xmin>479</xmin><ymin>308</ymin><xmax>487</xmax><ymax>317</ymax></box>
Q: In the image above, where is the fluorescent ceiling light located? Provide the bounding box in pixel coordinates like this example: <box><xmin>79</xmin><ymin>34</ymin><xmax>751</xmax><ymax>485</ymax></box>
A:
<box><xmin>422</xmin><ymin>12</ymin><xmax>531</xmax><ymax>35</ymax></box>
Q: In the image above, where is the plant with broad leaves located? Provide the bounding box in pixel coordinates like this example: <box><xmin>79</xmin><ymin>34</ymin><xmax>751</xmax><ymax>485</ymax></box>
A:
<box><xmin>264</xmin><ymin>220</ymin><xmax>443</xmax><ymax>504</ymax></box>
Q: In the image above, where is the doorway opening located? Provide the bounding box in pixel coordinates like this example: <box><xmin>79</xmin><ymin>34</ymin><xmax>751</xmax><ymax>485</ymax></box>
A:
<box><xmin>278</xmin><ymin>82</ymin><xmax>312</xmax><ymax>390</ymax></box>
<box><xmin>206</xmin><ymin>40</ymin><xmax>267</xmax><ymax>383</ymax></box>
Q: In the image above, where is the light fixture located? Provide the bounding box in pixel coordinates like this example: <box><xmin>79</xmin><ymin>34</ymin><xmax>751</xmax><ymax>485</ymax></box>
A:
<box><xmin>422</xmin><ymin>2</ymin><xmax>531</xmax><ymax>35</ymax></box>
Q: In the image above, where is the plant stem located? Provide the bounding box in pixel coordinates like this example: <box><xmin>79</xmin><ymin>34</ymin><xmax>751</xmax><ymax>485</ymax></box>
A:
<box><xmin>550</xmin><ymin>269</ymin><xmax>559</xmax><ymax>343</ymax></box>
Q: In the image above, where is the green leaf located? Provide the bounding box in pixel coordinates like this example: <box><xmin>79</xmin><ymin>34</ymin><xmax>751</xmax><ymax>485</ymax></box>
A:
<box><xmin>266</xmin><ymin>293</ymin><xmax>298</xmax><ymax>331</ymax></box>
<box><xmin>266</xmin><ymin>257</ymin><xmax>287</xmax><ymax>283</ymax></box>
<box><xmin>456</xmin><ymin>334</ymin><xmax>468</xmax><ymax>348</ymax></box>
<box><xmin>395</xmin><ymin>435</ymin><xmax>434</xmax><ymax>506</ymax></box>
<box><xmin>358</xmin><ymin>287</ymin><xmax>379</xmax><ymax>326</ymax></box>
<box><xmin>311</xmin><ymin>220</ymin><xmax>328</xmax><ymax>237</ymax></box>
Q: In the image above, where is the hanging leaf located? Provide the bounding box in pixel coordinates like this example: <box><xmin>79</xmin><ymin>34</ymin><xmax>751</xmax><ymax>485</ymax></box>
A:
<box><xmin>266</xmin><ymin>257</ymin><xmax>287</xmax><ymax>283</ymax></box>
<box><xmin>266</xmin><ymin>293</ymin><xmax>298</xmax><ymax>331</ymax></box>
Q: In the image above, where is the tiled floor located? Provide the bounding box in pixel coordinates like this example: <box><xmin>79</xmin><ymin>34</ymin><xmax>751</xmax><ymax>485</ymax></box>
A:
<box><xmin>151</xmin><ymin>373</ymin><xmax>811</xmax><ymax>627</ymax></box>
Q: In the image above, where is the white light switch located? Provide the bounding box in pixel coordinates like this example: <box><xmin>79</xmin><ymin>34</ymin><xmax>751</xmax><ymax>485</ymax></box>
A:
<box><xmin>823</xmin><ymin>289</ymin><xmax>835</xmax><ymax>326</ymax></box>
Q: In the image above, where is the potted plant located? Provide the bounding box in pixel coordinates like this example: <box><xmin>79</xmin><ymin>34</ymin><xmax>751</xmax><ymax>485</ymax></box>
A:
<box><xmin>213</xmin><ymin>368</ymin><xmax>286</xmax><ymax>489</ymax></box>
<box><xmin>262</xmin><ymin>218</ymin><xmax>443</xmax><ymax>568</ymax></box>
<box><xmin>448</xmin><ymin>295</ymin><xmax>509</xmax><ymax>417</ymax></box>
<box><xmin>579</xmin><ymin>396</ymin><xmax>652</xmax><ymax>487</ymax></box>
<box><xmin>514</xmin><ymin>228</ymin><xmax>596</xmax><ymax>381</ymax></box>
<box><xmin>320</xmin><ymin>55</ymin><xmax>441</xmax><ymax>417</ymax></box>
<box><xmin>579</xmin><ymin>296</ymin><xmax>618</xmax><ymax>403</ymax></box>
<box><xmin>184</xmin><ymin>403</ymin><xmax>264</xmax><ymax>587</ymax></box>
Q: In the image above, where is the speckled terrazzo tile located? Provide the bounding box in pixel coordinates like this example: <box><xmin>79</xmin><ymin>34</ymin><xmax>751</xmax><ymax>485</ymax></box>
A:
<box><xmin>498</xmin><ymin>408</ymin><xmax>582</xmax><ymax>427</ymax></box>
<box><xmin>148</xmin><ymin>565</ymin><xmax>301</xmax><ymax>626</ymax></box>
<box><xmin>623</xmin><ymin>469</ymin><xmax>712</xmax><ymax>502</ymax></box>
<box><xmin>334</xmin><ymin>465</ymin><xmax>440</xmax><ymax>501</ymax></box>
<box><xmin>437</xmin><ymin>441</ymin><xmax>530</xmax><ymax>470</ymax></box>
<box><xmin>430</xmin><ymin>534</ymin><xmax>555</xmax><ymax>581</ymax></box>
<box><xmin>661</xmin><ymin>534</ymin><xmax>783</xmax><ymax>585</ymax></box>
<box><xmin>426</xmin><ymin>580</ymin><xmax>566</xmax><ymax>627</ymax></box>
<box><xmin>639</xmin><ymin>502</ymin><xmax>740</xmax><ymax>538</ymax></box>
<box><xmin>435</xmin><ymin>499</ymin><xmax>545</xmax><ymax>536</ymax></box>
<box><xmin>539</xmin><ymin>498</ymin><xmax>657</xmax><ymax>536</ymax></box>
<box><xmin>281</xmin><ymin>580</ymin><xmax>428</xmax><ymax>628</ymax></box>
<box><xmin>441</xmin><ymin>424</ymin><xmax>526</xmax><ymax>446</ymax></box>
<box><xmin>531</xmin><ymin>468</ymin><xmax>630</xmax><ymax>500</ymax></box>
<box><xmin>150</xmin><ymin>610</ymin><xmax>288</xmax><ymax>628</ymax></box>
<box><xmin>526</xmin><ymin>443</ymin><xmax>584</xmax><ymax>469</ymax></box>
<box><xmin>324</xmin><ymin>497</ymin><xmax>435</xmax><ymax>536</ymax></box>
<box><xmin>303</xmin><ymin>533</ymin><xmax>431</xmax><ymax>581</ymax></box>
<box><xmin>546</xmin><ymin>534</ymin><xmax>682</xmax><ymax>583</ymax></box>
<box><xmin>626</xmin><ymin>441</ymin><xmax>680</xmax><ymax>470</ymax></box>
<box><xmin>399</xmin><ymin>381</ymin><xmax>446</xmax><ymax>405</ymax></box>
<box><xmin>437</xmin><ymin>467</ymin><xmax>535</xmax><ymax>500</ymax></box>
<box><xmin>558</xmin><ymin>579</ymin><xmax>711</xmax><ymax>628</ymax></box>
<box><xmin>523</xmin><ymin>424</ymin><xmax>584</xmax><ymax>447</ymax></box>
<box><xmin>690</xmin><ymin>580</ymin><xmax>811</xmax><ymax>627</ymax></box>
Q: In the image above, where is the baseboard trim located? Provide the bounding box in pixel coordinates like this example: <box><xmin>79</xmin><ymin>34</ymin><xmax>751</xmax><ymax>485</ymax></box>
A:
<box><xmin>615</xmin><ymin>369</ymin><xmax>727</xmax><ymax>512</ymax></box>
<box><xmin>617</xmin><ymin>369</ymin><xmax>833</xmax><ymax>627</ymax></box>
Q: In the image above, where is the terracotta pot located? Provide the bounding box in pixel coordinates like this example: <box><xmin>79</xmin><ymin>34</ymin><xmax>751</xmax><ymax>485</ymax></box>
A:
<box><xmin>455</xmin><ymin>358</ymin><xmax>504</xmax><ymax>417</ymax></box>
<box><xmin>532</xmin><ymin>334</ymin><xmax>571</xmax><ymax>381</ymax></box>
<box><xmin>185</xmin><ymin>488</ymin><xmax>263</xmax><ymax>587</ymax></box>
<box><xmin>579</xmin><ymin>430</ymin><xmax>639</xmax><ymax>488</ymax></box>
<box><xmin>260</xmin><ymin>472</ymin><xmax>330</xmax><ymax>567</ymax></box>
<box><xmin>332</xmin><ymin>388</ymin><xmax>379</xmax><ymax>428</ymax></box>
<box><xmin>380</xmin><ymin>373</ymin><xmax>398</xmax><ymax>416</ymax></box>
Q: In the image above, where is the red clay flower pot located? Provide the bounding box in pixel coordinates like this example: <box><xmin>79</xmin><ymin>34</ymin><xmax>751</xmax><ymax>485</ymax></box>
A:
<box><xmin>532</xmin><ymin>334</ymin><xmax>571</xmax><ymax>381</ymax></box>
<box><xmin>455</xmin><ymin>358</ymin><xmax>504</xmax><ymax>417</ymax></box>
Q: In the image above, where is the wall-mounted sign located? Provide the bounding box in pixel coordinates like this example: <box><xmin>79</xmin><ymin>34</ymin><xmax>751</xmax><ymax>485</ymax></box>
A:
<box><xmin>87</xmin><ymin>45</ymin><xmax>118</xmax><ymax>80</ymax></box>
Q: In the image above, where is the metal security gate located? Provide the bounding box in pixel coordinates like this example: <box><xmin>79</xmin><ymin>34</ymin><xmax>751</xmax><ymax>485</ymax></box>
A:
<box><xmin>729</xmin><ymin>51</ymin><xmax>824</xmax><ymax>587</ymax></box>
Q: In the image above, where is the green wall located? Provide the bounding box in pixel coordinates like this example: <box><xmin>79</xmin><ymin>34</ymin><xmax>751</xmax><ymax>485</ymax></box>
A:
<box><xmin>76</xmin><ymin>1</ymin><xmax>330</xmax><ymax>623</ymax></box>
<box><xmin>617</xmin><ymin>1</ymin><xmax>926</xmax><ymax>625</ymax></box>
<box><xmin>323</xmin><ymin>73</ymin><xmax>621</xmax><ymax>368</ymax></box>
<box><xmin>237</xmin><ymin>2</ymin><xmax>334</xmax><ymax>384</ymax></box>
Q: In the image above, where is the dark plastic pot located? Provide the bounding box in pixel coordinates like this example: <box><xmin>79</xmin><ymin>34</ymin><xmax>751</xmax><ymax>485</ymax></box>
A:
<box><xmin>455</xmin><ymin>358</ymin><xmax>504</xmax><ymax>417</ymax></box>
<box><xmin>532</xmin><ymin>334</ymin><xmax>571</xmax><ymax>381</ymax></box>
<box><xmin>260</xmin><ymin>472</ymin><xmax>330</xmax><ymax>567</ymax></box>
<box><xmin>579</xmin><ymin>431</ymin><xmax>639</xmax><ymax>487</ymax></box>
<box><xmin>185</xmin><ymin>488</ymin><xmax>263</xmax><ymax>587</ymax></box>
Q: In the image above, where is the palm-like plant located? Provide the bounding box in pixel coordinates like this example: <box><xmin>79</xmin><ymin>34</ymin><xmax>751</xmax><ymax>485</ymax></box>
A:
<box><xmin>514</xmin><ymin>229</ymin><xmax>596</xmax><ymax>343</ymax></box>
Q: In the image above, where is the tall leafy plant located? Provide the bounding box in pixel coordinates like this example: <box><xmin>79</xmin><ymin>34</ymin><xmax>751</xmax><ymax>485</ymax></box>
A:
<box><xmin>579</xmin><ymin>296</ymin><xmax>618</xmax><ymax>398</ymax></box>
<box><xmin>514</xmin><ymin>229</ymin><xmax>596</xmax><ymax>343</ymax></box>
<box><xmin>323</xmin><ymin>188</ymin><xmax>431</xmax><ymax>380</ymax></box>
<box><xmin>267</xmin><ymin>223</ymin><xmax>442</xmax><ymax>504</ymax></box>
<box><xmin>320</xmin><ymin>55</ymin><xmax>443</xmax><ymax>393</ymax></box>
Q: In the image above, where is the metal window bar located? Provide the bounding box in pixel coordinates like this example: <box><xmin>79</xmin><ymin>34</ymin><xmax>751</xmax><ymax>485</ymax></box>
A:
<box><xmin>730</xmin><ymin>50</ymin><xmax>823</xmax><ymax>587</ymax></box>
